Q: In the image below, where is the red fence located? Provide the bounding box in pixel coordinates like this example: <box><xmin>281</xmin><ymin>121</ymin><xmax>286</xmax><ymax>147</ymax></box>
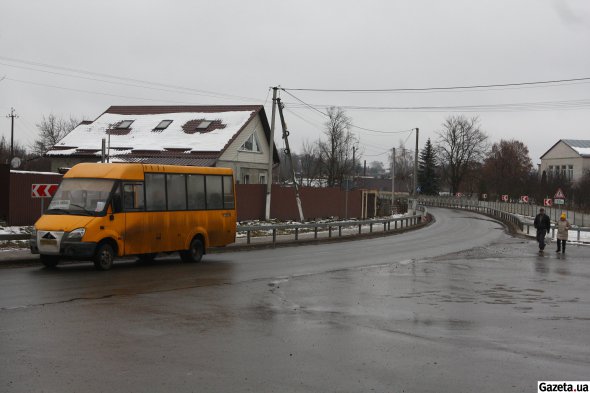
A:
<box><xmin>0</xmin><ymin>167</ymin><xmax>364</xmax><ymax>226</ymax></box>
<box><xmin>236</xmin><ymin>184</ymin><xmax>362</xmax><ymax>221</ymax></box>
<box><xmin>0</xmin><ymin>166</ymin><xmax>63</xmax><ymax>226</ymax></box>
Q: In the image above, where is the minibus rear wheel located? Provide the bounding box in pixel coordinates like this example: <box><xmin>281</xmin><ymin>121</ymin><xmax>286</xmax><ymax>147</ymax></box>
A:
<box><xmin>40</xmin><ymin>254</ymin><xmax>60</xmax><ymax>268</ymax></box>
<box><xmin>180</xmin><ymin>238</ymin><xmax>204</xmax><ymax>263</ymax></box>
<box><xmin>94</xmin><ymin>242</ymin><xmax>115</xmax><ymax>271</ymax></box>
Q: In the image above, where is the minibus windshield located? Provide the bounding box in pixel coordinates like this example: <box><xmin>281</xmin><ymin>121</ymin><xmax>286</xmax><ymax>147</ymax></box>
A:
<box><xmin>46</xmin><ymin>179</ymin><xmax>116</xmax><ymax>216</ymax></box>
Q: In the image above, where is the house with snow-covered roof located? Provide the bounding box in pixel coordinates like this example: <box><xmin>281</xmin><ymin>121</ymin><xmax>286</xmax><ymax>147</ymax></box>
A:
<box><xmin>539</xmin><ymin>139</ymin><xmax>590</xmax><ymax>182</ymax></box>
<box><xmin>46</xmin><ymin>105</ymin><xmax>280</xmax><ymax>184</ymax></box>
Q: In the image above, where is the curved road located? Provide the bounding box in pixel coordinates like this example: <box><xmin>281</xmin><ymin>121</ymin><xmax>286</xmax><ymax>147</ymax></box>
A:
<box><xmin>1</xmin><ymin>208</ymin><xmax>588</xmax><ymax>392</ymax></box>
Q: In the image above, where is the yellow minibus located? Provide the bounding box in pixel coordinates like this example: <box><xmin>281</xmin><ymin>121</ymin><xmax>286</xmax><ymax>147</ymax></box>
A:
<box><xmin>30</xmin><ymin>163</ymin><xmax>236</xmax><ymax>270</ymax></box>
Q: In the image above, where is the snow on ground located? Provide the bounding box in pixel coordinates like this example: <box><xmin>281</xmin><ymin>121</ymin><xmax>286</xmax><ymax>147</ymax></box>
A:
<box><xmin>0</xmin><ymin>226</ymin><xmax>31</xmax><ymax>235</ymax></box>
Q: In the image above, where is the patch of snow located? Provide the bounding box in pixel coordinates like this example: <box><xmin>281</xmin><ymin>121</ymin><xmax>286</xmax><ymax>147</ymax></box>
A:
<box><xmin>11</xmin><ymin>170</ymin><xmax>61</xmax><ymax>175</ymax></box>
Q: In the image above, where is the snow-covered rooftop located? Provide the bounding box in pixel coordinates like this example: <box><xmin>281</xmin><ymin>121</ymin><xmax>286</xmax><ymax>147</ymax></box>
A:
<box><xmin>46</xmin><ymin>106</ymin><xmax>261</xmax><ymax>157</ymax></box>
<box><xmin>563</xmin><ymin>139</ymin><xmax>590</xmax><ymax>157</ymax></box>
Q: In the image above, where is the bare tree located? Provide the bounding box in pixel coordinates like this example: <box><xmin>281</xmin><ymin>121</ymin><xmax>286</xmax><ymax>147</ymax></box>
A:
<box><xmin>366</xmin><ymin>161</ymin><xmax>385</xmax><ymax>178</ymax></box>
<box><xmin>388</xmin><ymin>141</ymin><xmax>414</xmax><ymax>193</ymax></box>
<box><xmin>436</xmin><ymin>115</ymin><xmax>488</xmax><ymax>194</ymax></box>
<box><xmin>32</xmin><ymin>114</ymin><xmax>79</xmax><ymax>156</ymax></box>
<box><xmin>0</xmin><ymin>136</ymin><xmax>28</xmax><ymax>165</ymax></box>
<box><xmin>318</xmin><ymin>107</ymin><xmax>358</xmax><ymax>187</ymax></box>
<box><xmin>300</xmin><ymin>139</ymin><xmax>321</xmax><ymax>186</ymax></box>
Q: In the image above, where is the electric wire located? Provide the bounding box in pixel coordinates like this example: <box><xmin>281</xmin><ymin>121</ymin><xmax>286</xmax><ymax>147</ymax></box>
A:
<box><xmin>283</xmin><ymin>76</ymin><xmax>590</xmax><ymax>93</ymax></box>
<box><xmin>0</xmin><ymin>56</ymin><xmax>263</xmax><ymax>103</ymax></box>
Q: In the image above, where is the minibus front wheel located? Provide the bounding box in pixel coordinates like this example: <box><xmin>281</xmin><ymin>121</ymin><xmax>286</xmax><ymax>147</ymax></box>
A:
<box><xmin>180</xmin><ymin>237</ymin><xmax>204</xmax><ymax>263</ymax></box>
<box><xmin>40</xmin><ymin>254</ymin><xmax>60</xmax><ymax>268</ymax></box>
<box><xmin>94</xmin><ymin>242</ymin><xmax>115</xmax><ymax>271</ymax></box>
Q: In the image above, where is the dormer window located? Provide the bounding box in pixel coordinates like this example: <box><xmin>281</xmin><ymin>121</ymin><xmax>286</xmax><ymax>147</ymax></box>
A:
<box><xmin>116</xmin><ymin>120</ymin><xmax>134</xmax><ymax>129</ymax></box>
<box><xmin>154</xmin><ymin>120</ymin><xmax>173</xmax><ymax>131</ymax></box>
<box><xmin>240</xmin><ymin>133</ymin><xmax>261</xmax><ymax>152</ymax></box>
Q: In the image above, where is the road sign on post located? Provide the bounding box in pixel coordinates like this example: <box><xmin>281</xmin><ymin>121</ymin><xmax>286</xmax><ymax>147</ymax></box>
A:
<box><xmin>482</xmin><ymin>193</ymin><xmax>488</xmax><ymax>200</ymax></box>
<box><xmin>554</xmin><ymin>199</ymin><xmax>565</xmax><ymax>205</ymax></box>
<box><xmin>501</xmin><ymin>194</ymin><xmax>509</xmax><ymax>202</ymax></box>
<box><xmin>554</xmin><ymin>188</ymin><xmax>566</xmax><ymax>199</ymax></box>
<box><xmin>31</xmin><ymin>184</ymin><xmax>58</xmax><ymax>198</ymax></box>
<box><xmin>520</xmin><ymin>195</ymin><xmax>529</xmax><ymax>203</ymax></box>
<box><xmin>543</xmin><ymin>198</ymin><xmax>553</xmax><ymax>207</ymax></box>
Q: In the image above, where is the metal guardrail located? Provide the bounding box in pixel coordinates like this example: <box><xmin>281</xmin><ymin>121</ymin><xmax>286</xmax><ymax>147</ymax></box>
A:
<box><xmin>420</xmin><ymin>197</ymin><xmax>590</xmax><ymax>243</ymax></box>
<box><xmin>0</xmin><ymin>233</ymin><xmax>30</xmax><ymax>241</ymax></box>
<box><xmin>237</xmin><ymin>212</ymin><xmax>428</xmax><ymax>246</ymax></box>
<box><xmin>0</xmin><ymin>209</ymin><xmax>430</xmax><ymax>245</ymax></box>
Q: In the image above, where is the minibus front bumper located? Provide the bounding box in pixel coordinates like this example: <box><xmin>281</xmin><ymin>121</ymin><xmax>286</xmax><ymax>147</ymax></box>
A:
<box><xmin>30</xmin><ymin>239</ymin><xmax>97</xmax><ymax>259</ymax></box>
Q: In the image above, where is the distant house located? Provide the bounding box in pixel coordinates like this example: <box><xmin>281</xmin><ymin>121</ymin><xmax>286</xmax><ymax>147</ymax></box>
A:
<box><xmin>539</xmin><ymin>139</ymin><xmax>590</xmax><ymax>182</ymax></box>
<box><xmin>46</xmin><ymin>105</ymin><xmax>280</xmax><ymax>184</ymax></box>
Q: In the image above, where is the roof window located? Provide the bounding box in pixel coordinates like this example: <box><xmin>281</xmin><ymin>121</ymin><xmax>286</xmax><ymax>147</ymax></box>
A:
<box><xmin>116</xmin><ymin>120</ymin><xmax>134</xmax><ymax>129</ymax></box>
<box><xmin>197</xmin><ymin>121</ymin><xmax>212</xmax><ymax>130</ymax></box>
<box><xmin>154</xmin><ymin>120</ymin><xmax>173</xmax><ymax>131</ymax></box>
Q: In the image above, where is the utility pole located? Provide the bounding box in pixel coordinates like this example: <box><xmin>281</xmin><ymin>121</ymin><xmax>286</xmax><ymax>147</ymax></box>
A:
<box><xmin>265</xmin><ymin>87</ymin><xmax>278</xmax><ymax>221</ymax></box>
<box><xmin>6</xmin><ymin>108</ymin><xmax>18</xmax><ymax>162</ymax></box>
<box><xmin>352</xmin><ymin>146</ymin><xmax>356</xmax><ymax>177</ymax></box>
<box><xmin>413</xmin><ymin>127</ymin><xmax>419</xmax><ymax>197</ymax></box>
<box><xmin>391</xmin><ymin>147</ymin><xmax>395</xmax><ymax>214</ymax></box>
<box><xmin>276</xmin><ymin>98</ymin><xmax>304</xmax><ymax>222</ymax></box>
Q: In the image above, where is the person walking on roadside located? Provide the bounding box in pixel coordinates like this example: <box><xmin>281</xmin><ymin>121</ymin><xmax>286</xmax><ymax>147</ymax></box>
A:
<box><xmin>556</xmin><ymin>213</ymin><xmax>571</xmax><ymax>253</ymax></box>
<box><xmin>534</xmin><ymin>208</ymin><xmax>551</xmax><ymax>253</ymax></box>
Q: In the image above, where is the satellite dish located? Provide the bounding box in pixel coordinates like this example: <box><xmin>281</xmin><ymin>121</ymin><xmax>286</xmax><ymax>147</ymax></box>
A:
<box><xmin>10</xmin><ymin>157</ymin><xmax>21</xmax><ymax>169</ymax></box>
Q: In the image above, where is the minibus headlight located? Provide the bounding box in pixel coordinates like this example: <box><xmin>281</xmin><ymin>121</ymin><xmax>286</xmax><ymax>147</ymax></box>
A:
<box><xmin>67</xmin><ymin>228</ymin><xmax>86</xmax><ymax>241</ymax></box>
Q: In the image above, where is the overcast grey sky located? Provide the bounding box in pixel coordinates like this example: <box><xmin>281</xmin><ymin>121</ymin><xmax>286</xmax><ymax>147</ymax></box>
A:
<box><xmin>1</xmin><ymin>0</ymin><xmax>589</xmax><ymax>166</ymax></box>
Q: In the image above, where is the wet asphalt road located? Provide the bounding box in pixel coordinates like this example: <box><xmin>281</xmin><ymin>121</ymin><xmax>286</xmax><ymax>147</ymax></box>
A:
<box><xmin>0</xmin><ymin>208</ymin><xmax>588</xmax><ymax>392</ymax></box>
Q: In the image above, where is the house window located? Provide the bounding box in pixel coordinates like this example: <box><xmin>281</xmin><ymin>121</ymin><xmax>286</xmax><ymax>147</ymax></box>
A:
<box><xmin>567</xmin><ymin>165</ymin><xmax>574</xmax><ymax>180</ymax></box>
<box><xmin>154</xmin><ymin>120</ymin><xmax>173</xmax><ymax>131</ymax></box>
<box><xmin>242</xmin><ymin>174</ymin><xmax>250</xmax><ymax>184</ymax></box>
<box><xmin>116</xmin><ymin>120</ymin><xmax>134</xmax><ymax>129</ymax></box>
<box><xmin>561</xmin><ymin>165</ymin><xmax>567</xmax><ymax>177</ymax></box>
<box><xmin>240</xmin><ymin>134</ymin><xmax>261</xmax><ymax>152</ymax></box>
<box><xmin>259</xmin><ymin>174</ymin><xmax>266</xmax><ymax>184</ymax></box>
<box><xmin>548</xmin><ymin>166</ymin><xmax>553</xmax><ymax>176</ymax></box>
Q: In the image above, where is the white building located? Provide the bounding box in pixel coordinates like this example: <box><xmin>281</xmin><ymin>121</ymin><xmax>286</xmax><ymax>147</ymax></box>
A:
<box><xmin>539</xmin><ymin>139</ymin><xmax>590</xmax><ymax>182</ymax></box>
<box><xmin>46</xmin><ymin>105</ymin><xmax>280</xmax><ymax>184</ymax></box>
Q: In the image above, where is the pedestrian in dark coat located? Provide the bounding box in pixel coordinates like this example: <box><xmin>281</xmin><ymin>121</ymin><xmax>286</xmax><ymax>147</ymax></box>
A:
<box><xmin>534</xmin><ymin>208</ymin><xmax>551</xmax><ymax>252</ymax></box>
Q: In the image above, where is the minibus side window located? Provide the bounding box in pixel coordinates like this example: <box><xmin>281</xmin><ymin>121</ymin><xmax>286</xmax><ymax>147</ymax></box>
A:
<box><xmin>145</xmin><ymin>174</ymin><xmax>166</xmax><ymax>211</ymax></box>
<box><xmin>123</xmin><ymin>183</ymin><xmax>145</xmax><ymax>211</ymax></box>
<box><xmin>223</xmin><ymin>176</ymin><xmax>235</xmax><ymax>209</ymax></box>
<box><xmin>187</xmin><ymin>175</ymin><xmax>206</xmax><ymax>210</ymax></box>
<box><xmin>166</xmin><ymin>174</ymin><xmax>187</xmax><ymax>211</ymax></box>
<box><xmin>206</xmin><ymin>175</ymin><xmax>223</xmax><ymax>210</ymax></box>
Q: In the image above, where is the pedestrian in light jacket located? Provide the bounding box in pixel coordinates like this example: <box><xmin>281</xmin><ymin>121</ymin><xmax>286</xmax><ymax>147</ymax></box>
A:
<box><xmin>556</xmin><ymin>213</ymin><xmax>571</xmax><ymax>253</ymax></box>
<box><xmin>533</xmin><ymin>208</ymin><xmax>551</xmax><ymax>252</ymax></box>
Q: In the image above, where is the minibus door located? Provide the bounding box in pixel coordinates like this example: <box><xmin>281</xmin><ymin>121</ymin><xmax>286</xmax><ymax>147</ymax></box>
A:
<box><xmin>106</xmin><ymin>190</ymin><xmax>126</xmax><ymax>255</ymax></box>
<box><xmin>121</xmin><ymin>183</ymin><xmax>149</xmax><ymax>255</ymax></box>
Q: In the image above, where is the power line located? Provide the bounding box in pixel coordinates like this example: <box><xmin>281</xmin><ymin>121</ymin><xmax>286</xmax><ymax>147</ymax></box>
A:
<box><xmin>283</xmin><ymin>76</ymin><xmax>590</xmax><ymax>93</ymax></box>
<box><xmin>0</xmin><ymin>56</ymin><xmax>262</xmax><ymax>103</ymax></box>
<box><xmin>282</xmin><ymin>98</ymin><xmax>590</xmax><ymax>112</ymax></box>
<box><xmin>6</xmin><ymin>77</ymin><xmax>194</xmax><ymax>104</ymax></box>
<box><xmin>281</xmin><ymin>89</ymin><xmax>415</xmax><ymax>134</ymax></box>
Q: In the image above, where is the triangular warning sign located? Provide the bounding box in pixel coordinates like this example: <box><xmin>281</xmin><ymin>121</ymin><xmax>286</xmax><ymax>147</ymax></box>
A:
<box><xmin>554</xmin><ymin>188</ymin><xmax>566</xmax><ymax>199</ymax></box>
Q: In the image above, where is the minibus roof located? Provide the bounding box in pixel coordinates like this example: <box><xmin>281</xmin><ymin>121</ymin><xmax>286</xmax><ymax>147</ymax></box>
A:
<box><xmin>64</xmin><ymin>163</ymin><xmax>233</xmax><ymax>180</ymax></box>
